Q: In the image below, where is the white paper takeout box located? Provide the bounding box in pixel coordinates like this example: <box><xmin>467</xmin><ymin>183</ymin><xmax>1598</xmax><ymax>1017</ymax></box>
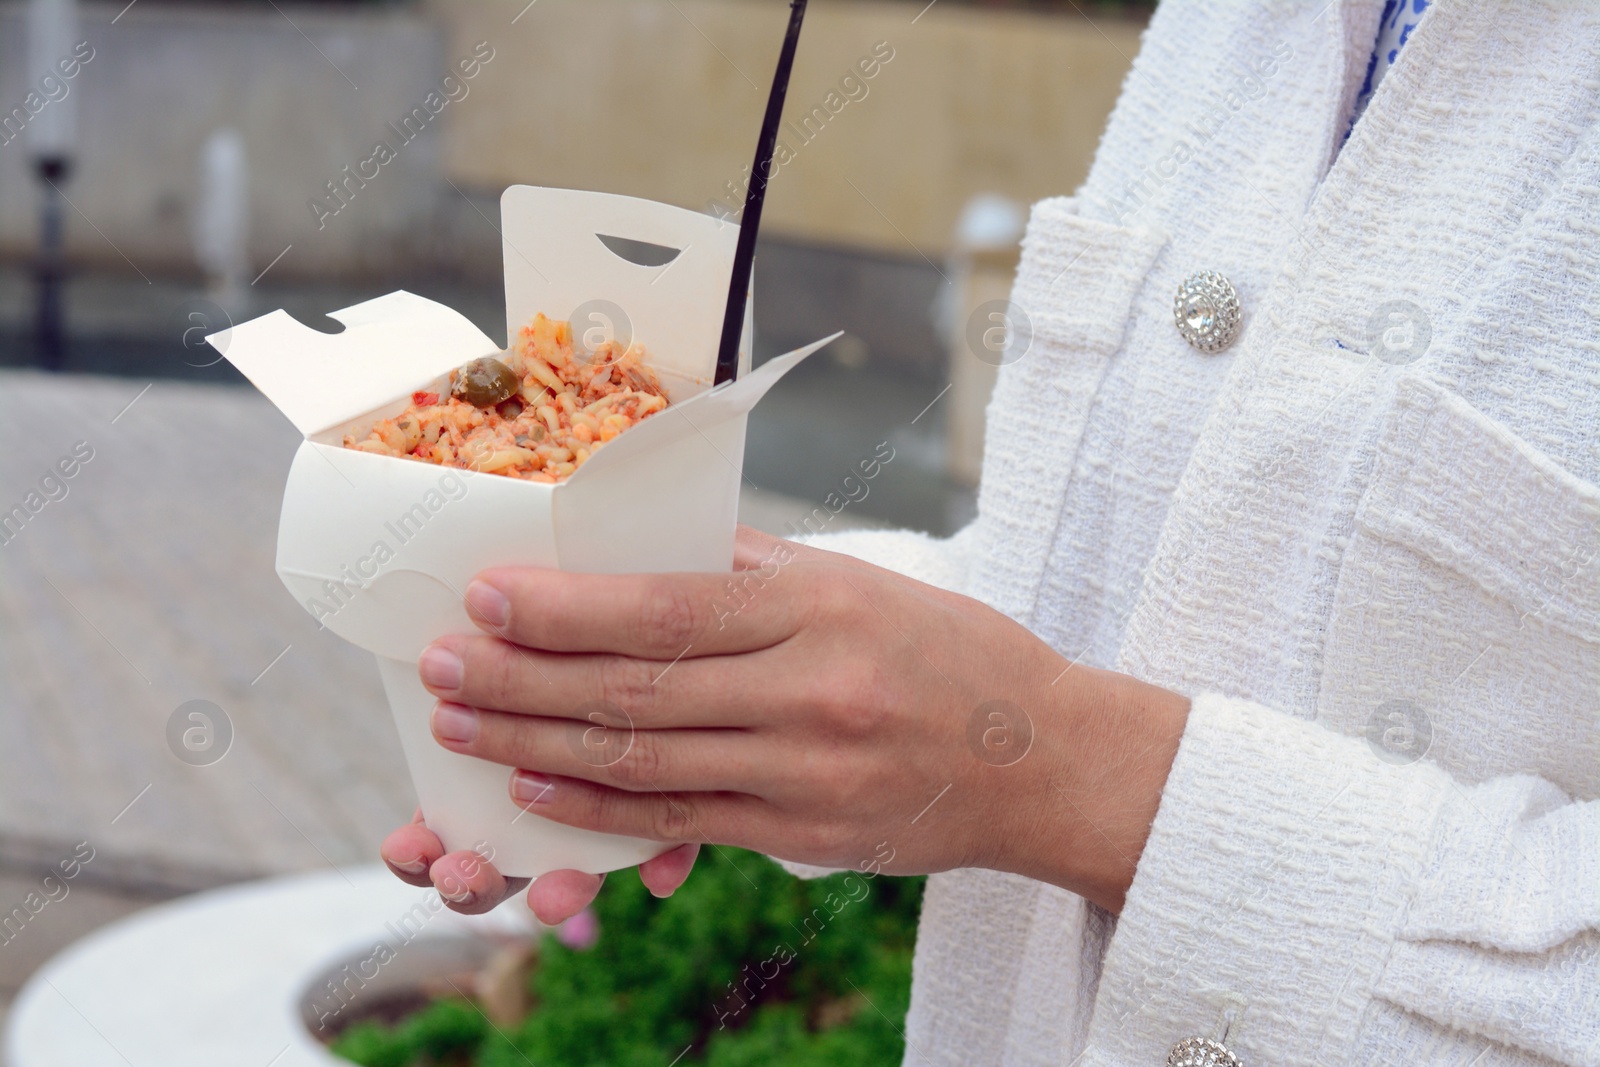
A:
<box><xmin>210</xmin><ymin>185</ymin><xmax>837</xmax><ymax>877</ymax></box>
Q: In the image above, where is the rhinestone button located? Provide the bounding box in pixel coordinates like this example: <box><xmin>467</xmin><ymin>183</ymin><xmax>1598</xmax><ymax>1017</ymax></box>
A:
<box><xmin>1173</xmin><ymin>271</ymin><xmax>1242</xmax><ymax>353</ymax></box>
<box><xmin>1166</xmin><ymin>1036</ymin><xmax>1244</xmax><ymax>1067</ymax></box>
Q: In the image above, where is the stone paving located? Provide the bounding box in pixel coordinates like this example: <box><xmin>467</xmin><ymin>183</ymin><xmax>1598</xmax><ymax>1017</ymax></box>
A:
<box><xmin>1</xmin><ymin>372</ymin><xmax>413</xmax><ymax>895</ymax></box>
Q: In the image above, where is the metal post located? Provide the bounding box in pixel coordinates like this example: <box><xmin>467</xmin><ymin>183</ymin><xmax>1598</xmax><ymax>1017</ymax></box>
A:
<box><xmin>35</xmin><ymin>156</ymin><xmax>71</xmax><ymax>372</ymax></box>
<box><xmin>28</xmin><ymin>0</ymin><xmax>80</xmax><ymax>371</ymax></box>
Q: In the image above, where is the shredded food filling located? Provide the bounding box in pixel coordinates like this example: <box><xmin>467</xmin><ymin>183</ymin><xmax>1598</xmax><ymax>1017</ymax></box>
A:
<box><xmin>343</xmin><ymin>314</ymin><xmax>669</xmax><ymax>483</ymax></box>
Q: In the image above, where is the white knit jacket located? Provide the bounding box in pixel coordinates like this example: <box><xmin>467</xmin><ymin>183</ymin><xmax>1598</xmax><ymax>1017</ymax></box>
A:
<box><xmin>802</xmin><ymin>1</ymin><xmax>1600</xmax><ymax>1064</ymax></box>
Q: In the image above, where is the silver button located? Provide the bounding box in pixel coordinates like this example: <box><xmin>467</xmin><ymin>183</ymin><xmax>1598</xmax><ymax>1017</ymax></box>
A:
<box><xmin>1173</xmin><ymin>271</ymin><xmax>1242</xmax><ymax>353</ymax></box>
<box><xmin>1167</xmin><ymin>1036</ymin><xmax>1244</xmax><ymax>1067</ymax></box>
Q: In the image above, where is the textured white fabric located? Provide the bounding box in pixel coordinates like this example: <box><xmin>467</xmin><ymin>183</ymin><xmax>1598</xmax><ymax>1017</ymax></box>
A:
<box><xmin>793</xmin><ymin>1</ymin><xmax>1600</xmax><ymax>1064</ymax></box>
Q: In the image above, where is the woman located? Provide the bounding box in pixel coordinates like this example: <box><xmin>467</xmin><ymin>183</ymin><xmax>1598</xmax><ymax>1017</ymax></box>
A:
<box><xmin>383</xmin><ymin>2</ymin><xmax>1599</xmax><ymax>1063</ymax></box>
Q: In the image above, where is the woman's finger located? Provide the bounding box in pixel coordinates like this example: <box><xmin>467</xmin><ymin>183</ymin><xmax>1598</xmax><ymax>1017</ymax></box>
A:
<box><xmin>418</xmin><ymin>636</ymin><xmax>774</xmax><ymax>729</ymax></box>
<box><xmin>460</xmin><ymin>563</ymin><xmax>808</xmax><ymax>659</ymax></box>
<box><xmin>526</xmin><ymin>869</ymin><xmax>605</xmax><ymax>927</ymax></box>
<box><xmin>431</xmin><ymin>702</ymin><xmax>763</xmax><ymax>792</ymax></box>
<box><xmin>429</xmin><ymin>849</ymin><xmax>528</xmax><ymax>915</ymax></box>
<box><xmin>381</xmin><ymin>817</ymin><xmax>445</xmax><ymax>887</ymax></box>
<box><xmin>638</xmin><ymin>843</ymin><xmax>699</xmax><ymax>898</ymax></box>
<box><xmin>505</xmin><ymin>771</ymin><xmax>768</xmax><ymax>848</ymax></box>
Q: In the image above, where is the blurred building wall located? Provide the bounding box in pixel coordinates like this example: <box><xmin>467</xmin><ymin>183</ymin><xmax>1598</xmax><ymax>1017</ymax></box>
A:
<box><xmin>0</xmin><ymin>1</ymin><xmax>449</xmax><ymax>279</ymax></box>
<box><xmin>429</xmin><ymin>0</ymin><xmax>1141</xmax><ymax>255</ymax></box>
<box><xmin>0</xmin><ymin>0</ymin><xmax>1141</xmax><ymax>280</ymax></box>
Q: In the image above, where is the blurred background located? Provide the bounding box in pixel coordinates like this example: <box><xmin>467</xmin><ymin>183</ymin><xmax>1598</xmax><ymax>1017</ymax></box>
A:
<box><xmin>0</xmin><ymin>0</ymin><xmax>1144</xmax><ymax>1059</ymax></box>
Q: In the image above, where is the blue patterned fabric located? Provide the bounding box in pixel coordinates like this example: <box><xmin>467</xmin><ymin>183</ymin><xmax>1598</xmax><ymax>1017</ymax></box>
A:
<box><xmin>1348</xmin><ymin>0</ymin><xmax>1431</xmax><ymax>133</ymax></box>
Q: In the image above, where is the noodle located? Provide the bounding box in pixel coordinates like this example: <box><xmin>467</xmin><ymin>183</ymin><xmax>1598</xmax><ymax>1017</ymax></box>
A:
<box><xmin>343</xmin><ymin>313</ymin><xmax>670</xmax><ymax>483</ymax></box>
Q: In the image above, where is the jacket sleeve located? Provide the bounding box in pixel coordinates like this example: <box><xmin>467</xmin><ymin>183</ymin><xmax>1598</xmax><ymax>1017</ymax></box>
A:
<box><xmin>1089</xmin><ymin>693</ymin><xmax>1600</xmax><ymax>1067</ymax></box>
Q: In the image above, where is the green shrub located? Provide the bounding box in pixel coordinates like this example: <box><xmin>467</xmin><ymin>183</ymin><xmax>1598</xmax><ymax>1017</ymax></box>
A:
<box><xmin>331</xmin><ymin>849</ymin><xmax>923</xmax><ymax>1066</ymax></box>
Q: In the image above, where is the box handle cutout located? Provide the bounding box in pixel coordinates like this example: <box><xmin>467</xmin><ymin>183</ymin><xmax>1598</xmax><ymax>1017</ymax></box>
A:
<box><xmin>299</xmin><ymin>314</ymin><xmax>349</xmax><ymax>336</ymax></box>
<box><xmin>595</xmin><ymin>233</ymin><xmax>682</xmax><ymax>268</ymax></box>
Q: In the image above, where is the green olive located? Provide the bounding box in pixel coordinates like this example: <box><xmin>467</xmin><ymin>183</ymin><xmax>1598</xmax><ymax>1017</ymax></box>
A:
<box><xmin>452</xmin><ymin>357</ymin><xmax>520</xmax><ymax>409</ymax></box>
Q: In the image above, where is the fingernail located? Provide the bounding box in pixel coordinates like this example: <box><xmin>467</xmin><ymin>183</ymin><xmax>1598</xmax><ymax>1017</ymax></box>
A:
<box><xmin>432</xmin><ymin>701</ymin><xmax>479</xmax><ymax>744</ymax></box>
<box><xmin>466</xmin><ymin>580</ymin><xmax>511</xmax><ymax>629</ymax></box>
<box><xmin>438</xmin><ymin>880</ymin><xmax>476</xmax><ymax>905</ymax></box>
<box><xmin>419</xmin><ymin>645</ymin><xmax>464</xmax><ymax>690</ymax></box>
<box><xmin>512</xmin><ymin>771</ymin><xmax>556</xmax><ymax>805</ymax></box>
<box><xmin>390</xmin><ymin>856</ymin><xmax>427</xmax><ymax>876</ymax></box>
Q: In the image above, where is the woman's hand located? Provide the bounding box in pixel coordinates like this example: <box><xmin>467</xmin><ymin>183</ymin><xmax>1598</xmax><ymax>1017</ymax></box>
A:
<box><xmin>383</xmin><ymin>526</ymin><xmax>1190</xmax><ymax>917</ymax></box>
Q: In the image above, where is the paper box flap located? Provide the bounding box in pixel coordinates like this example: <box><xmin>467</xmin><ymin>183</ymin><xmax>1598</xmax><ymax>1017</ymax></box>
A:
<box><xmin>567</xmin><ymin>334</ymin><xmax>838</xmax><ymax>485</ymax></box>
<box><xmin>208</xmin><ymin>291</ymin><xmax>498</xmax><ymax>437</ymax></box>
<box><xmin>500</xmin><ymin>185</ymin><xmax>748</xmax><ymax>385</ymax></box>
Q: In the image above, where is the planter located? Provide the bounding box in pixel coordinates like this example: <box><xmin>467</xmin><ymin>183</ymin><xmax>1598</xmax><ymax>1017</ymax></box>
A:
<box><xmin>4</xmin><ymin>866</ymin><xmax>534</xmax><ymax>1067</ymax></box>
<box><xmin>8</xmin><ymin>849</ymin><xmax>925</xmax><ymax>1066</ymax></box>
